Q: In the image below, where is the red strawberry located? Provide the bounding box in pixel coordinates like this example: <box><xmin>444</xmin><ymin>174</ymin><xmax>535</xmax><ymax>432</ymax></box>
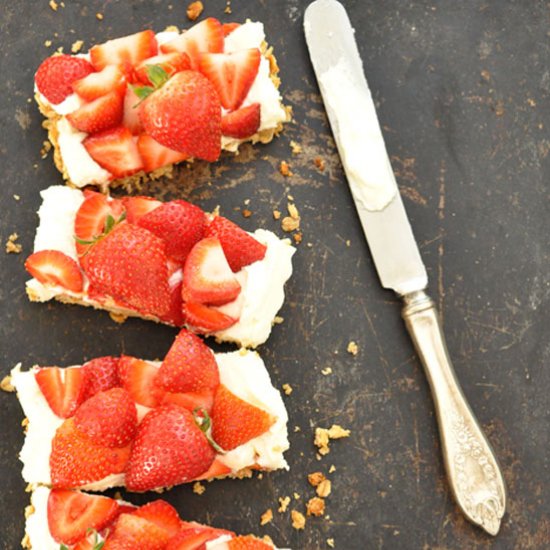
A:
<box><xmin>67</xmin><ymin>90</ymin><xmax>124</xmax><ymax>134</ymax></box>
<box><xmin>211</xmin><ymin>384</ymin><xmax>275</xmax><ymax>451</ymax></box>
<box><xmin>221</xmin><ymin>103</ymin><xmax>261</xmax><ymax>139</ymax></box>
<box><xmin>156</xmin><ymin>329</ymin><xmax>219</xmax><ymax>393</ymax></box>
<box><xmin>137</xmin><ymin>200</ymin><xmax>205</xmax><ymax>262</ymax></box>
<box><xmin>83</xmin><ymin>126</ymin><xmax>144</xmax><ymax>178</ymax></box>
<box><xmin>182</xmin><ymin>237</ymin><xmax>241</xmax><ymax>305</ymax></box>
<box><xmin>122</xmin><ymin>196</ymin><xmax>162</xmax><ymax>224</ymax></box>
<box><xmin>139</xmin><ymin>70</ymin><xmax>221</xmax><ymax>161</ymax></box>
<box><xmin>83</xmin><ymin>223</ymin><xmax>171</xmax><ymax>318</ymax></box>
<box><xmin>126</xmin><ymin>404</ymin><xmax>215</xmax><ymax>491</ymax></box>
<box><xmin>137</xmin><ymin>134</ymin><xmax>189</xmax><ymax>173</ymax></box>
<box><xmin>25</xmin><ymin>250</ymin><xmax>84</xmax><ymax>293</ymax></box>
<box><xmin>35</xmin><ymin>54</ymin><xmax>94</xmax><ymax>104</ymax></box>
<box><xmin>72</xmin><ymin>65</ymin><xmax>127</xmax><ymax>101</ymax></box>
<box><xmin>161</xmin><ymin>268</ymin><xmax>184</xmax><ymax>326</ymax></box>
<box><xmin>160</xmin><ymin>18</ymin><xmax>224</xmax><ymax>69</ymax></box>
<box><xmin>50</xmin><ymin>418</ymin><xmax>131</xmax><ymax>488</ymax></box>
<box><xmin>161</xmin><ymin>389</ymin><xmax>215</xmax><ymax>414</ymax></box>
<box><xmin>122</xmin><ymin>86</ymin><xmax>145</xmax><ymax>134</ymax></box>
<box><xmin>228</xmin><ymin>536</ymin><xmax>274</xmax><ymax>549</ymax></box>
<box><xmin>168</xmin><ymin>526</ymin><xmax>233</xmax><ymax>549</ymax></box>
<box><xmin>222</xmin><ymin>23</ymin><xmax>241</xmax><ymax>37</ymax></box>
<box><xmin>205</xmin><ymin>215</ymin><xmax>267</xmax><ymax>272</ymax></box>
<box><xmin>47</xmin><ymin>489</ymin><xmax>119</xmax><ymax>545</ymax></box>
<box><xmin>90</xmin><ymin>30</ymin><xmax>158</xmax><ymax>71</ymax></box>
<box><xmin>195</xmin><ymin>457</ymin><xmax>232</xmax><ymax>480</ymax></box>
<box><xmin>74</xmin><ymin>388</ymin><xmax>137</xmax><ymax>447</ymax></box>
<box><xmin>135</xmin><ymin>52</ymin><xmax>192</xmax><ymax>84</ymax></box>
<box><xmin>182</xmin><ymin>302</ymin><xmax>237</xmax><ymax>333</ymax></box>
<box><xmin>35</xmin><ymin>366</ymin><xmax>87</xmax><ymax>419</ymax></box>
<box><xmin>118</xmin><ymin>356</ymin><xmax>164</xmax><ymax>408</ymax></box>
<box><xmin>198</xmin><ymin>49</ymin><xmax>261</xmax><ymax>110</ymax></box>
<box><xmin>132</xmin><ymin>500</ymin><xmax>182</xmax><ymax>537</ymax></box>
<box><xmin>81</xmin><ymin>356</ymin><xmax>121</xmax><ymax>400</ymax></box>
<box><xmin>103</xmin><ymin>513</ymin><xmax>169</xmax><ymax>550</ymax></box>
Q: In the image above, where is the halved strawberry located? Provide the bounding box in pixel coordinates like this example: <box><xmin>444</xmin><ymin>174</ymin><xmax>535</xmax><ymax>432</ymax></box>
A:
<box><xmin>195</xmin><ymin>457</ymin><xmax>232</xmax><ymax>480</ymax></box>
<box><xmin>167</xmin><ymin>526</ymin><xmax>233</xmax><ymax>550</ymax></box>
<box><xmin>90</xmin><ymin>30</ymin><xmax>158</xmax><ymax>71</ymax></box>
<box><xmin>25</xmin><ymin>250</ymin><xmax>84</xmax><ymax>293</ymax></box>
<box><xmin>35</xmin><ymin>54</ymin><xmax>94</xmax><ymax>104</ymax></box>
<box><xmin>222</xmin><ymin>22</ymin><xmax>241</xmax><ymax>37</ymax></box>
<box><xmin>48</xmin><ymin>489</ymin><xmax>119</xmax><ymax>545</ymax></box>
<box><xmin>122</xmin><ymin>196</ymin><xmax>162</xmax><ymax>224</ymax></box>
<box><xmin>205</xmin><ymin>215</ymin><xmax>267</xmax><ymax>272</ymax></box>
<box><xmin>72</xmin><ymin>65</ymin><xmax>127</xmax><ymax>101</ymax></box>
<box><xmin>137</xmin><ymin>134</ymin><xmax>189</xmax><ymax>173</ymax></box>
<box><xmin>137</xmin><ymin>200</ymin><xmax>205</xmax><ymax>262</ymax></box>
<box><xmin>161</xmin><ymin>389</ymin><xmax>215</xmax><ymax>414</ymax></box>
<box><xmin>228</xmin><ymin>536</ymin><xmax>275</xmax><ymax>549</ymax></box>
<box><xmin>81</xmin><ymin>356</ymin><xmax>121</xmax><ymax>400</ymax></box>
<box><xmin>103</xmin><ymin>513</ymin><xmax>169</xmax><ymax>550</ymax></box>
<box><xmin>118</xmin><ymin>355</ymin><xmax>164</xmax><ymax>408</ymax></box>
<box><xmin>133</xmin><ymin>500</ymin><xmax>182</xmax><ymax>537</ymax></box>
<box><xmin>35</xmin><ymin>366</ymin><xmax>87</xmax><ymax>418</ymax></box>
<box><xmin>122</xmin><ymin>86</ymin><xmax>145</xmax><ymax>134</ymax></box>
<box><xmin>182</xmin><ymin>237</ymin><xmax>241</xmax><ymax>305</ymax></box>
<box><xmin>155</xmin><ymin>329</ymin><xmax>219</xmax><ymax>393</ymax></box>
<box><xmin>211</xmin><ymin>384</ymin><xmax>275</xmax><ymax>451</ymax></box>
<box><xmin>126</xmin><ymin>404</ymin><xmax>216</xmax><ymax>491</ymax></box>
<box><xmin>83</xmin><ymin>126</ymin><xmax>144</xmax><ymax>178</ymax></box>
<box><xmin>221</xmin><ymin>103</ymin><xmax>261</xmax><ymax>139</ymax></box>
<box><xmin>50</xmin><ymin>418</ymin><xmax>131</xmax><ymax>488</ymax></box>
<box><xmin>67</xmin><ymin>90</ymin><xmax>124</xmax><ymax>134</ymax></box>
<box><xmin>160</xmin><ymin>18</ymin><xmax>224</xmax><ymax>69</ymax></box>
<box><xmin>182</xmin><ymin>302</ymin><xmax>237</xmax><ymax>333</ymax></box>
<box><xmin>135</xmin><ymin>52</ymin><xmax>192</xmax><ymax>84</ymax></box>
<box><xmin>198</xmin><ymin>49</ymin><xmax>261</xmax><ymax>110</ymax></box>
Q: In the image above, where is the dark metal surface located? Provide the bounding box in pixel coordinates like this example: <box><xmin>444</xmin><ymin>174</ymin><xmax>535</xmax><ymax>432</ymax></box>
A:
<box><xmin>1</xmin><ymin>1</ymin><xmax>548</xmax><ymax>548</ymax></box>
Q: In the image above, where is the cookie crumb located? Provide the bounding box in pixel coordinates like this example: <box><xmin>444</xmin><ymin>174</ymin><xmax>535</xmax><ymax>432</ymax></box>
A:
<box><xmin>241</xmin><ymin>208</ymin><xmax>252</xmax><ymax>218</ymax></box>
<box><xmin>273</xmin><ymin>316</ymin><xmax>284</xmax><ymax>325</ymax></box>
<box><xmin>294</xmin><ymin>426</ymin><xmax>301</xmax><ymax>432</ymax></box>
<box><xmin>321</xmin><ymin>367</ymin><xmax>332</xmax><ymax>376</ymax></box>
<box><xmin>314</xmin><ymin>156</ymin><xmax>326</xmax><ymax>171</ymax></box>
<box><xmin>5</xmin><ymin>233</ymin><xmax>22</xmax><ymax>254</ymax></box>
<box><xmin>314</xmin><ymin>425</ymin><xmax>350</xmax><ymax>455</ymax></box>
<box><xmin>71</xmin><ymin>40</ymin><xmax>84</xmax><ymax>53</ymax></box>
<box><xmin>346</xmin><ymin>341</ymin><xmax>359</xmax><ymax>356</ymax></box>
<box><xmin>329</xmin><ymin>464</ymin><xmax>336</xmax><ymax>473</ymax></box>
<box><xmin>316</xmin><ymin>479</ymin><xmax>332</xmax><ymax>498</ymax></box>
<box><xmin>224</xmin><ymin>1</ymin><xmax>232</xmax><ymax>14</ymax></box>
<box><xmin>44</xmin><ymin>39</ymin><xmax>52</xmax><ymax>47</ymax></box>
<box><xmin>1</xmin><ymin>375</ymin><xmax>15</xmax><ymax>392</ymax></box>
<box><xmin>290</xmin><ymin>140</ymin><xmax>302</xmax><ymax>155</ymax></box>
<box><xmin>260</xmin><ymin>508</ymin><xmax>273</xmax><ymax>525</ymax></box>
<box><xmin>327</xmin><ymin>538</ymin><xmax>335</xmax><ymax>548</ymax></box>
<box><xmin>306</xmin><ymin>497</ymin><xmax>325</xmax><ymax>517</ymax></box>
<box><xmin>49</xmin><ymin>0</ymin><xmax>58</xmax><ymax>11</ymax></box>
<box><xmin>192</xmin><ymin>481</ymin><xmax>205</xmax><ymax>495</ymax></box>
<box><xmin>278</xmin><ymin>496</ymin><xmax>291</xmax><ymax>513</ymax></box>
<box><xmin>293</xmin><ymin>492</ymin><xmax>300</xmax><ymax>500</ymax></box>
<box><xmin>279</xmin><ymin>160</ymin><xmax>293</xmax><ymax>177</ymax></box>
<box><xmin>282</xmin><ymin>383</ymin><xmax>293</xmax><ymax>396</ymax></box>
<box><xmin>328</xmin><ymin>425</ymin><xmax>350</xmax><ymax>439</ymax></box>
<box><xmin>187</xmin><ymin>1</ymin><xmax>204</xmax><ymax>20</ymax></box>
<box><xmin>281</xmin><ymin>202</ymin><xmax>301</xmax><ymax>232</ymax></box>
<box><xmin>293</xmin><ymin>232</ymin><xmax>303</xmax><ymax>244</ymax></box>
<box><xmin>109</xmin><ymin>311</ymin><xmax>127</xmax><ymax>324</ymax></box>
<box><xmin>291</xmin><ymin>510</ymin><xmax>306</xmax><ymax>529</ymax></box>
<box><xmin>96</xmin><ymin>12</ymin><xmax>104</xmax><ymax>20</ymax></box>
<box><xmin>273</xmin><ymin>209</ymin><xmax>281</xmax><ymax>220</ymax></box>
<box><xmin>41</xmin><ymin>140</ymin><xmax>52</xmax><ymax>159</ymax></box>
<box><xmin>308</xmin><ymin>472</ymin><xmax>326</xmax><ymax>487</ymax></box>
<box><xmin>345</xmin><ymin>239</ymin><xmax>351</xmax><ymax>247</ymax></box>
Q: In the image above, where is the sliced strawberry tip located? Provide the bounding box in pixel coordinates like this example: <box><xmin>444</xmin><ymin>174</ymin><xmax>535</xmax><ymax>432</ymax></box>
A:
<box><xmin>122</xmin><ymin>86</ymin><xmax>145</xmax><ymax>134</ymax></box>
<box><xmin>221</xmin><ymin>103</ymin><xmax>261</xmax><ymax>139</ymax></box>
<box><xmin>137</xmin><ymin>134</ymin><xmax>189</xmax><ymax>173</ymax></box>
<box><xmin>35</xmin><ymin>366</ymin><xmax>87</xmax><ymax>418</ymax></box>
<box><xmin>122</xmin><ymin>195</ymin><xmax>162</xmax><ymax>224</ymax></box>
<box><xmin>67</xmin><ymin>90</ymin><xmax>125</xmax><ymax>134</ymax></box>
<box><xmin>182</xmin><ymin>301</ymin><xmax>238</xmax><ymax>333</ymax></box>
<box><xmin>25</xmin><ymin>250</ymin><xmax>84</xmax><ymax>293</ymax></box>
<box><xmin>132</xmin><ymin>500</ymin><xmax>182</xmax><ymax>537</ymax></box>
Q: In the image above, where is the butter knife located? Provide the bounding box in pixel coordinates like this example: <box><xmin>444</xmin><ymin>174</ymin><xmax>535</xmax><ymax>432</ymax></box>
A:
<box><xmin>304</xmin><ymin>0</ymin><xmax>506</xmax><ymax>535</ymax></box>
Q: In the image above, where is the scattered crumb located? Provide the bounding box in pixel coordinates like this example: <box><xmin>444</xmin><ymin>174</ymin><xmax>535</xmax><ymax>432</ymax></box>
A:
<box><xmin>13</xmin><ymin>194</ymin><xmax>20</xmax><ymax>201</ymax></box>
<box><xmin>279</xmin><ymin>160</ymin><xmax>293</xmax><ymax>177</ymax></box>
<box><xmin>480</xmin><ymin>69</ymin><xmax>491</xmax><ymax>82</ymax></box>
<box><xmin>321</xmin><ymin>367</ymin><xmax>332</xmax><ymax>376</ymax></box>
<box><xmin>224</xmin><ymin>1</ymin><xmax>232</xmax><ymax>14</ymax></box>
<box><xmin>290</xmin><ymin>140</ymin><xmax>302</xmax><ymax>155</ymax></box>
<box><xmin>44</xmin><ymin>40</ymin><xmax>52</xmax><ymax>47</ymax></box>
<box><xmin>260</xmin><ymin>508</ymin><xmax>273</xmax><ymax>525</ymax></box>
<box><xmin>494</xmin><ymin>99</ymin><xmax>505</xmax><ymax>117</ymax></box>
<box><xmin>241</xmin><ymin>208</ymin><xmax>252</xmax><ymax>218</ymax></box>
<box><xmin>329</xmin><ymin>464</ymin><xmax>336</xmax><ymax>473</ymax></box>
<box><xmin>41</xmin><ymin>140</ymin><xmax>52</xmax><ymax>159</ymax></box>
<box><xmin>186</xmin><ymin>0</ymin><xmax>204</xmax><ymax>20</ymax></box>
<box><xmin>327</xmin><ymin>538</ymin><xmax>335</xmax><ymax>548</ymax></box>
<box><xmin>316</xmin><ymin>479</ymin><xmax>332</xmax><ymax>498</ymax></box>
<box><xmin>314</xmin><ymin>425</ymin><xmax>350</xmax><ymax>455</ymax></box>
<box><xmin>291</xmin><ymin>510</ymin><xmax>306</xmax><ymax>530</ymax></box>
<box><xmin>293</xmin><ymin>232</ymin><xmax>303</xmax><ymax>244</ymax></box>
<box><xmin>306</xmin><ymin>497</ymin><xmax>325</xmax><ymax>517</ymax></box>
<box><xmin>244</xmin><ymin>199</ymin><xmax>250</xmax><ymax>206</ymax></box>
<box><xmin>192</xmin><ymin>481</ymin><xmax>205</xmax><ymax>495</ymax></box>
<box><xmin>71</xmin><ymin>40</ymin><xmax>84</xmax><ymax>53</ymax></box>
<box><xmin>282</xmin><ymin>383</ymin><xmax>293</xmax><ymax>396</ymax></box>
<box><xmin>287</xmin><ymin>203</ymin><xmax>299</xmax><ymax>220</ymax></box>
<box><xmin>109</xmin><ymin>311</ymin><xmax>127</xmax><ymax>324</ymax></box>
<box><xmin>257</xmin><ymin>473</ymin><xmax>263</xmax><ymax>480</ymax></box>
<box><xmin>287</xmin><ymin>194</ymin><xmax>294</xmax><ymax>201</ymax></box>
<box><xmin>293</xmin><ymin>492</ymin><xmax>300</xmax><ymax>500</ymax></box>
<box><xmin>328</xmin><ymin>425</ymin><xmax>351</xmax><ymax>439</ymax></box>
<box><xmin>49</xmin><ymin>0</ymin><xmax>58</xmax><ymax>11</ymax></box>
<box><xmin>96</xmin><ymin>12</ymin><xmax>104</xmax><ymax>20</ymax></box>
<box><xmin>308</xmin><ymin>472</ymin><xmax>326</xmax><ymax>487</ymax></box>
<box><xmin>5</xmin><ymin>233</ymin><xmax>22</xmax><ymax>254</ymax></box>
<box><xmin>273</xmin><ymin>209</ymin><xmax>281</xmax><ymax>220</ymax></box>
<box><xmin>294</xmin><ymin>426</ymin><xmax>301</xmax><ymax>432</ymax></box>
<box><xmin>24</xmin><ymin>504</ymin><xmax>35</xmax><ymax>519</ymax></box>
<box><xmin>22</xmin><ymin>417</ymin><xmax>29</xmax><ymax>429</ymax></box>
<box><xmin>1</xmin><ymin>375</ymin><xmax>15</xmax><ymax>392</ymax></box>
<box><xmin>347</xmin><ymin>341</ymin><xmax>359</xmax><ymax>356</ymax></box>
<box><xmin>527</xmin><ymin>98</ymin><xmax>536</xmax><ymax>107</ymax></box>
<box><xmin>55</xmin><ymin>46</ymin><xmax>64</xmax><ymax>54</ymax></box>
<box><xmin>278</xmin><ymin>496</ymin><xmax>291</xmax><ymax>513</ymax></box>
<box><xmin>273</xmin><ymin>316</ymin><xmax>284</xmax><ymax>324</ymax></box>
<box><xmin>281</xmin><ymin>216</ymin><xmax>300</xmax><ymax>232</ymax></box>
<box><xmin>314</xmin><ymin>156</ymin><xmax>326</xmax><ymax>171</ymax></box>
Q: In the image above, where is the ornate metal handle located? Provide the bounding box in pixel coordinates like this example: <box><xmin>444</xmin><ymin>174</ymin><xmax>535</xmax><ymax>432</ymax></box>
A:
<box><xmin>402</xmin><ymin>290</ymin><xmax>506</xmax><ymax>535</ymax></box>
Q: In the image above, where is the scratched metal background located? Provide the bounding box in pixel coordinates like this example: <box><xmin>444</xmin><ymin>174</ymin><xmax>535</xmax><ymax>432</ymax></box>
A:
<box><xmin>0</xmin><ymin>1</ymin><xmax>548</xmax><ymax>549</ymax></box>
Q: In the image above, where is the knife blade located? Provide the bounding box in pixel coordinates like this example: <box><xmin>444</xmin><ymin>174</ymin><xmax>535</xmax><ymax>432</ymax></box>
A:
<box><xmin>305</xmin><ymin>0</ymin><xmax>506</xmax><ymax>536</ymax></box>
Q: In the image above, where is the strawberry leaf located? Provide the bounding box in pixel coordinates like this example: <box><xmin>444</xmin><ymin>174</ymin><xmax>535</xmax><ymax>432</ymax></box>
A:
<box><xmin>131</xmin><ymin>64</ymin><xmax>171</xmax><ymax>106</ymax></box>
<box><xmin>193</xmin><ymin>408</ymin><xmax>226</xmax><ymax>454</ymax></box>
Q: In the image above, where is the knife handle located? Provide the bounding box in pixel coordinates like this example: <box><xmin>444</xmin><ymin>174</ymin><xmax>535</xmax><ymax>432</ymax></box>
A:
<box><xmin>402</xmin><ymin>290</ymin><xmax>506</xmax><ymax>536</ymax></box>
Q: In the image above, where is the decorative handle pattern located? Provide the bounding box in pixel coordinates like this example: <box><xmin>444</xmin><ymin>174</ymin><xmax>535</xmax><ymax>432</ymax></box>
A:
<box><xmin>402</xmin><ymin>290</ymin><xmax>506</xmax><ymax>535</ymax></box>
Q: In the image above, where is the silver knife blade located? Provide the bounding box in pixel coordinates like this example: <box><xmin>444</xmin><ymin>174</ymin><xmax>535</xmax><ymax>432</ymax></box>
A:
<box><xmin>304</xmin><ymin>0</ymin><xmax>427</xmax><ymax>296</ymax></box>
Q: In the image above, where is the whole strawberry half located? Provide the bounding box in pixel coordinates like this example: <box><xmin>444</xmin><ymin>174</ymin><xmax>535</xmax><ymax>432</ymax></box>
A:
<box><xmin>83</xmin><ymin>223</ymin><xmax>171</xmax><ymax>319</ymax></box>
<box><xmin>139</xmin><ymin>70</ymin><xmax>221</xmax><ymax>161</ymax></box>
<box><xmin>126</xmin><ymin>404</ymin><xmax>215</xmax><ymax>491</ymax></box>
<box><xmin>155</xmin><ymin>328</ymin><xmax>219</xmax><ymax>393</ymax></box>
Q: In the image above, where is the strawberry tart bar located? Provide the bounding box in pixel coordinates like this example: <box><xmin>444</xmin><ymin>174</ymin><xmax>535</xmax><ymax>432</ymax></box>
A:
<box><xmin>24</xmin><ymin>486</ymin><xmax>283</xmax><ymax>549</ymax></box>
<box><xmin>25</xmin><ymin>186</ymin><xmax>295</xmax><ymax>348</ymax></box>
<box><xmin>34</xmin><ymin>18</ymin><xmax>289</xmax><ymax>190</ymax></box>
<box><xmin>11</xmin><ymin>329</ymin><xmax>289</xmax><ymax>493</ymax></box>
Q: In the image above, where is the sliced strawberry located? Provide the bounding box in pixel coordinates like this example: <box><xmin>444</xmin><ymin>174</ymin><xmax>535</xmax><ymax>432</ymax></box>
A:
<box><xmin>35</xmin><ymin>54</ymin><xmax>94</xmax><ymax>104</ymax></box>
<box><xmin>83</xmin><ymin>223</ymin><xmax>171</xmax><ymax>318</ymax></box>
<box><xmin>198</xmin><ymin>49</ymin><xmax>261</xmax><ymax>110</ymax></box>
<box><xmin>135</xmin><ymin>52</ymin><xmax>192</xmax><ymax>84</ymax></box>
<box><xmin>67</xmin><ymin>90</ymin><xmax>124</xmax><ymax>134</ymax></box>
<box><xmin>211</xmin><ymin>384</ymin><xmax>275</xmax><ymax>451</ymax></box>
<box><xmin>205</xmin><ymin>215</ymin><xmax>267</xmax><ymax>272</ymax></box>
<box><xmin>122</xmin><ymin>86</ymin><xmax>145</xmax><ymax>134</ymax></box>
<box><xmin>103</xmin><ymin>513</ymin><xmax>169</xmax><ymax>550</ymax></box>
<box><xmin>122</xmin><ymin>196</ymin><xmax>162</xmax><ymax>224</ymax></box>
<box><xmin>160</xmin><ymin>18</ymin><xmax>224</xmax><ymax>69</ymax></box>
<box><xmin>48</xmin><ymin>489</ymin><xmax>119</xmax><ymax>545</ymax></box>
<box><xmin>139</xmin><ymin>70</ymin><xmax>221</xmax><ymax>161</ymax></box>
<box><xmin>35</xmin><ymin>366</ymin><xmax>87</xmax><ymax>418</ymax></box>
<box><xmin>161</xmin><ymin>274</ymin><xmax>184</xmax><ymax>326</ymax></box>
<box><xmin>195</xmin><ymin>457</ymin><xmax>232</xmax><ymax>480</ymax></box>
<box><xmin>182</xmin><ymin>237</ymin><xmax>241</xmax><ymax>305</ymax></box>
<box><xmin>83</xmin><ymin>126</ymin><xmax>144</xmax><ymax>178</ymax></box>
<box><xmin>81</xmin><ymin>356</ymin><xmax>121</xmax><ymax>400</ymax></box>
<box><xmin>222</xmin><ymin>22</ymin><xmax>241</xmax><ymax>37</ymax></box>
<box><xmin>137</xmin><ymin>134</ymin><xmax>189</xmax><ymax>173</ymax></box>
<box><xmin>72</xmin><ymin>65</ymin><xmax>127</xmax><ymax>101</ymax></box>
<box><xmin>74</xmin><ymin>388</ymin><xmax>137</xmax><ymax>447</ymax></box>
<box><xmin>133</xmin><ymin>500</ymin><xmax>182</xmax><ymax>537</ymax></box>
<box><xmin>228</xmin><ymin>536</ymin><xmax>275</xmax><ymax>549</ymax></box>
<box><xmin>126</xmin><ymin>404</ymin><xmax>215</xmax><ymax>491</ymax></box>
<box><xmin>156</xmin><ymin>329</ymin><xmax>219</xmax><ymax>393</ymax></box>
<box><xmin>90</xmin><ymin>30</ymin><xmax>158</xmax><ymax>71</ymax></box>
<box><xmin>50</xmin><ymin>418</ymin><xmax>131</xmax><ymax>488</ymax></box>
<box><xmin>137</xmin><ymin>200</ymin><xmax>205</xmax><ymax>262</ymax></box>
<box><xmin>168</xmin><ymin>526</ymin><xmax>233</xmax><ymax>550</ymax></box>
<box><xmin>25</xmin><ymin>250</ymin><xmax>83</xmax><ymax>293</ymax></box>
<box><xmin>182</xmin><ymin>302</ymin><xmax>237</xmax><ymax>333</ymax></box>
<box><xmin>161</xmin><ymin>389</ymin><xmax>215</xmax><ymax>414</ymax></box>
<box><xmin>118</xmin><ymin>355</ymin><xmax>164</xmax><ymax>408</ymax></box>
<box><xmin>221</xmin><ymin>103</ymin><xmax>261</xmax><ymax>139</ymax></box>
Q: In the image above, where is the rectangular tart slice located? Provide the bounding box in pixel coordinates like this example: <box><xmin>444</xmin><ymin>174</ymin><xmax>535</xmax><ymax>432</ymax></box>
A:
<box><xmin>24</xmin><ymin>486</ymin><xmax>284</xmax><ymax>549</ymax></box>
<box><xmin>34</xmin><ymin>19</ymin><xmax>289</xmax><ymax>190</ymax></box>
<box><xmin>25</xmin><ymin>186</ymin><xmax>295</xmax><ymax>348</ymax></box>
<box><xmin>11</xmin><ymin>329</ymin><xmax>289</xmax><ymax>493</ymax></box>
